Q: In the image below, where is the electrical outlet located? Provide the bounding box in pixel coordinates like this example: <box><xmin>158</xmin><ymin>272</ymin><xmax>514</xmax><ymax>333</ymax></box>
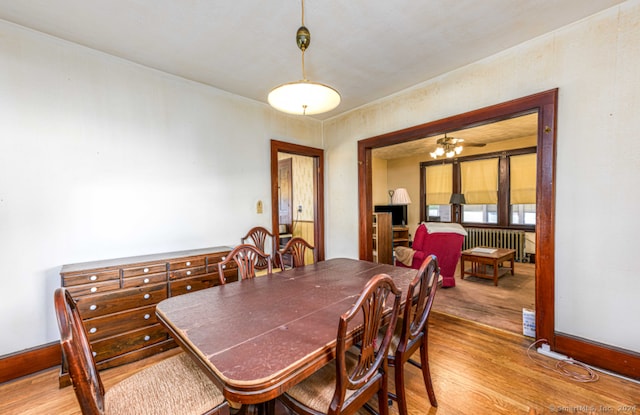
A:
<box><xmin>297</xmin><ymin>205</ymin><xmax>303</xmax><ymax>213</ymax></box>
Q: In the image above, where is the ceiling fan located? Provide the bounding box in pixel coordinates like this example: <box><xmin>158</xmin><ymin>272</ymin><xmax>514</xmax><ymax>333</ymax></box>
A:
<box><xmin>429</xmin><ymin>133</ymin><xmax>486</xmax><ymax>159</ymax></box>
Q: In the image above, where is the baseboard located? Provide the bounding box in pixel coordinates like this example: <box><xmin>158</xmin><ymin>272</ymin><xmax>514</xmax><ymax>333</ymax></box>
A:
<box><xmin>0</xmin><ymin>342</ymin><xmax>61</xmax><ymax>384</ymax></box>
<box><xmin>554</xmin><ymin>333</ymin><xmax>640</xmax><ymax>381</ymax></box>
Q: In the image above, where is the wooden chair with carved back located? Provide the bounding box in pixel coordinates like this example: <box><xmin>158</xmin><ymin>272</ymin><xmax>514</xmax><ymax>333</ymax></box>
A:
<box><xmin>387</xmin><ymin>255</ymin><xmax>440</xmax><ymax>414</ymax></box>
<box><xmin>277</xmin><ymin>237</ymin><xmax>317</xmax><ymax>270</ymax></box>
<box><xmin>217</xmin><ymin>244</ymin><xmax>273</xmax><ymax>284</ymax></box>
<box><xmin>54</xmin><ymin>287</ymin><xmax>229</xmax><ymax>415</ymax></box>
<box><xmin>278</xmin><ymin>273</ymin><xmax>402</xmax><ymax>415</ymax></box>
<box><xmin>240</xmin><ymin>226</ymin><xmax>276</xmax><ymax>270</ymax></box>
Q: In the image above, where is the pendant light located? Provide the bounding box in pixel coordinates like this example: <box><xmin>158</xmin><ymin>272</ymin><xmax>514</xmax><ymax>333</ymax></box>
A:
<box><xmin>268</xmin><ymin>0</ymin><xmax>340</xmax><ymax>115</ymax></box>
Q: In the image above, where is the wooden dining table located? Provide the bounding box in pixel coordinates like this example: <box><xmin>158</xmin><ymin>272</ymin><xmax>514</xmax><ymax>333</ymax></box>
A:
<box><xmin>155</xmin><ymin>257</ymin><xmax>417</xmax><ymax>415</ymax></box>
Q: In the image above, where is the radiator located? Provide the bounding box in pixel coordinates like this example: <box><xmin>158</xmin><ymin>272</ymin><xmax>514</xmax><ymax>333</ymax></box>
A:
<box><xmin>463</xmin><ymin>227</ymin><xmax>526</xmax><ymax>262</ymax></box>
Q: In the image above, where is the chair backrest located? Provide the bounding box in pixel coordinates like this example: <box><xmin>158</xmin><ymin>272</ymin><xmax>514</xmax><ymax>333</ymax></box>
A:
<box><xmin>240</xmin><ymin>226</ymin><xmax>275</xmax><ymax>270</ymax></box>
<box><xmin>330</xmin><ymin>273</ymin><xmax>402</xmax><ymax>414</ymax></box>
<box><xmin>398</xmin><ymin>255</ymin><xmax>440</xmax><ymax>353</ymax></box>
<box><xmin>54</xmin><ymin>287</ymin><xmax>105</xmax><ymax>415</ymax></box>
<box><xmin>218</xmin><ymin>244</ymin><xmax>273</xmax><ymax>284</ymax></box>
<box><xmin>277</xmin><ymin>237</ymin><xmax>316</xmax><ymax>270</ymax></box>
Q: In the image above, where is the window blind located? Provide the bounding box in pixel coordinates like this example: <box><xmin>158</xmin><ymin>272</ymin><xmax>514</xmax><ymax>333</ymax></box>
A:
<box><xmin>461</xmin><ymin>158</ymin><xmax>498</xmax><ymax>204</ymax></box>
<box><xmin>510</xmin><ymin>153</ymin><xmax>537</xmax><ymax>204</ymax></box>
<box><xmin>425</xmin><ymin>164</ymin><xmax>452</xmax><ymax>205</ymax></box>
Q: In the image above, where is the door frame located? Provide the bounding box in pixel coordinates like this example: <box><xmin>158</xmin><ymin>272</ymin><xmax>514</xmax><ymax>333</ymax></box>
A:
<box><xmin>357</xmin><ymin>89</ymin><xmax>557</xmax><ymax>344</ymax></box>
<box><xmin>271</xmin><ymin>140</ymin><xmax>325</xmax><ymax>261</ymax></box>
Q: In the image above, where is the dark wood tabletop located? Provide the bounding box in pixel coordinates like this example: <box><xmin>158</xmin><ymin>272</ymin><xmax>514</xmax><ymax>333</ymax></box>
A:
<box><xmin>155</xmin><ymin>257</ymin><xmax>416</xmax><ymax>411</ymax></box>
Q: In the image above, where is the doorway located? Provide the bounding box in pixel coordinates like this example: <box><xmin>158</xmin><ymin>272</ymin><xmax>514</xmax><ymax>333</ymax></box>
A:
<box><xmin>357</xmin><ymin>90</ymin><xmax>557</xmax><ymax>344</ymax></box>
<box><xmin>270</xmin><ymin>140</ymin><xmax>325</xmax><ymax>261</ymax></box>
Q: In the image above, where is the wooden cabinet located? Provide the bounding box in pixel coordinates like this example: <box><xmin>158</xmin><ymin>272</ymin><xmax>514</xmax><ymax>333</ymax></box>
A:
<box><xmin>373</xmin><ymin>212</ymin><xmax>393</xmax><ymax>264</ymax></box>
<box><xmin>59</xmin><ymin>246</ymin><xmax>236</xmax><ymax>387</ymax></box>
<box><xmin>393</xmin><ymin>226</ymin><xmax>410</xmax><ymax>248</ymax></box>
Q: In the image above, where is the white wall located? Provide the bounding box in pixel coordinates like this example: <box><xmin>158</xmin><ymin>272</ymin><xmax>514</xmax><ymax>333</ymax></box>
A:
<box><xmin>324</xmin><ymin>1</ymin><xmax>640</xmax><ymax>353</ymax></box>
<box><xmin>0</xmin><ymin>21</ymin><xmax>322</xmax><ymax>355</ymax></box>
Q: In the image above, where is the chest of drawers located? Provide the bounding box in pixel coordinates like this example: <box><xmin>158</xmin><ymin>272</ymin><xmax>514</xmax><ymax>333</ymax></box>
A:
<box><xmin>59</xmin><ymin>246</ymin><xmax>236</xmax><ymax>386</ymax></box>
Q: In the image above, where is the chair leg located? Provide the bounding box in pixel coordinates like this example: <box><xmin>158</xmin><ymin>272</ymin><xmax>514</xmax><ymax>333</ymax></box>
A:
<box><xmin>378</xmin><ymin>377</ymin><xmax>390</xmax><ymax>415</ymax></box>
<box><xmin>419</xmin><ymin>343</ymin><xmax>438</xmax><ymax>407</ymax></box>
<box><xmin>394</xmin><ymin>359</ymin><xmax>409</xmax><ymax>415</ymax></box>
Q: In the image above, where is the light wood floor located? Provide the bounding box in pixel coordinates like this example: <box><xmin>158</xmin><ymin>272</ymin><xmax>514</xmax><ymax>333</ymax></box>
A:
<box><xmin>1</xmin><ymin>312</ymin><xmax>637</xmax><ymax>415</ymax></box>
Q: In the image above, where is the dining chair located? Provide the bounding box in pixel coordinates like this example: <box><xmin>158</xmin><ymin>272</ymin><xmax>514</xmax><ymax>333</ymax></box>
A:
<box><xmin>217</xmin><ymin>244</ymin><xmax>273</xmax><ymax>284</ymax></box>
<box><xmin>277</xmin><ymin>236</ymin><xmax>316</xmax><ymax>270</ymax></box>
<box><xmin>54</xmin><ymin>287</ymin><xmax>229</xmax><ymax>415</ymax></box>
<box><xmin>240</xmin><ymin>226</ymin><xmax>276</xmax><ymax>270</ymax></box>
<box><xmin>387</xmin><ymin>255</ymin><xmax>440</xmax><ymax>414</ymax></box>
<box><xmin>279</xmin><ymin>273</ymin><xmax>402</xmax><ymax>415</ymax></box>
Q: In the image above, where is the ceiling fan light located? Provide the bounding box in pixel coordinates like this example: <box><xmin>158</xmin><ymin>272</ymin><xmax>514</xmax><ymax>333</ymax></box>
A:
<box><xmin>445</xmin><ymin>150</ymin><xmax>455</xmax><ymax>158</ymax></box>
<box><xmin>455</xmin><ymin>145</ymin><xmax>463</xmax><ymax>154</ymax></box>
<box><xmin>435</xmin><ymin>147</ymin><xmax>445</xmax><ymax>156</ymax></box>
<box><xmin>268</xmin><ymin>80</ymin><xmax>341</xmax><ymax>115</ymax></box>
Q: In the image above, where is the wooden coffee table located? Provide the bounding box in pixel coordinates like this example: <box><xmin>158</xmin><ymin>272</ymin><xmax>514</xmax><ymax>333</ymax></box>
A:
<box><xmin>460</xmin><ymin>247</ymin><xmax>516</xmax><ymax>286</ymax></box>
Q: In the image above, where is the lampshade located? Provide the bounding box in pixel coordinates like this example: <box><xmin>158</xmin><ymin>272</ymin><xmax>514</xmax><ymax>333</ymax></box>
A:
<box><xmin>268</xmin><ymin>80</ymin><xmax>341</xmax><ymax>115</ymax></box>
<box><xmin>391</xmin><ymin>188</ymin><xmax>412</xmax><ymax>205</ymax></box>
<box><xmin>268</xmin><ymin>0</ymin><xmax>340</xmax><ymax>116</ymax></box>
<box><xmin>449</xmin><ymin>193</ymin><xmax>466</xmax><ymax>205</ymax></box>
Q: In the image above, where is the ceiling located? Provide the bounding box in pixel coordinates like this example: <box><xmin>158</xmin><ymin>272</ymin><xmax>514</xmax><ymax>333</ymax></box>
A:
<box><xmin>373</xmin><ymin>112</ymin><xmax>539</xmax><ymax>160</ymax></box>
<box><xmin>0</xmin><ymin>1</ymin><xmax>626</xmax><ymax>121</ymax></box>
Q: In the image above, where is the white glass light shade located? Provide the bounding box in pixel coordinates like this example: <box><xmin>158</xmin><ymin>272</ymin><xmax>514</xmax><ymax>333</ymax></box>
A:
<box><xmin>268</xmin><ymin>80</ymin><xmax>341</xmax><ymax>115</ymax></box>
<box><xmin>391</xmin><ymin>188</ymin><xmax>412</xmax><ymax>205</ymax></box>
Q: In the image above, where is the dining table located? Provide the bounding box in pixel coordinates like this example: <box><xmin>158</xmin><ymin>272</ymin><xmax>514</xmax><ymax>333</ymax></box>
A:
<box><xmin>155</xmin><ymin>257</ymin><xmax>417</xmax><ymax>415</ymax></box>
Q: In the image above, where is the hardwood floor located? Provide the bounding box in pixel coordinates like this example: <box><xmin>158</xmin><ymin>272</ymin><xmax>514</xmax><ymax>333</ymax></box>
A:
<box><xmin>433</xmin><ymin>261</ymin><xmax>535</xmax><ymax>335</ymax></box>
<box><xmin>1</xmin><ymin>312</ymin><xmax>637</xmax><ymax>415</ymax></box>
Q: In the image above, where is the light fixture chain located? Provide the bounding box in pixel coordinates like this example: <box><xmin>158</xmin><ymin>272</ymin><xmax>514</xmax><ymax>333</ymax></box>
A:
<box><xmin>301</xmin><ymin>0</ymin><xmax>305</xmax><ymax>26</ymax></box>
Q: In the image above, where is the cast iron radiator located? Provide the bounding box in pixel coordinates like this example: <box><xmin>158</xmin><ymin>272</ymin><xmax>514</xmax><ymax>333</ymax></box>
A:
<box><xmin>463</xmin><ymin>227</ymin><xmax>526</xmax><ymax>262</ymax></box>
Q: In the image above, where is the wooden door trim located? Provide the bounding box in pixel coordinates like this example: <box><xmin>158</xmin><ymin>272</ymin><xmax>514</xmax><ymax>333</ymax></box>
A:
<box><xmin>271</xmin><ymin>140</ymin><xmax>325</xmax><ymax>261</ymax></box>
<box><xmin>358</xmin><ymin>89</ymin><xmax>557</xmax><ymax>343</ymax></box>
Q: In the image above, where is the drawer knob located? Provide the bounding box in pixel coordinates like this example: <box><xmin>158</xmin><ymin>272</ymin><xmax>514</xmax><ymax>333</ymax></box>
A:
<box><xmin>143</xmin><ymin>293</ymin><xmax>151</xmax><ymax>300</ymax></box>
<box><xmin>143</xmin><ymin>278</ymin><xmax>150</xmax><ymax>283</ymax></box>
<box><xmin>89</xmin><ymin>327</ymin><xmax>97</xmax><ymax>334</ymax></box>
<box><xmin>186</xmin><ymin>261</ymin><xmax>191</xmax><ymax>266</ymax></box>
<box><xmin>92</xmin><ymin>351</ymin><xmax>97</xmax><ymax>357</ymax></box>
<box><xmin>186</xmin><ymin>271</ymin><xmax>191</xmax><ymax>276</ymax></box>
<box><xmin>90</xmin><ymin>275</ymin><xmax>97</xmax><ymax>281</ymax></box>
<box><xmin>144</xmin><ymin>335</ymin><xmax>151</xmax><ymax>341</ymax></box>
<box><xmin>222</xmin><ymin>264</ymin><xmax>226</xmax><ymax>269</ymax></box>
<box><xmin>186</xmin><ymin>285</ymin><xmax>192</xmax><ymax>291</ymax></box>
<box><xmin>90</xmin><ymin>287</ymin><xmax>97</xmax><ymax>293</ymax></box>
<box><xmin>144</xmin><ymin>314</ymin><xmax>151</xmax><ymax>320</ymax></box>
<box><xmin>143</xmin><ymin>268</ymin><xmax>149</xmax><ymax>273</ymax></box>
<box><xmin>89</xmin><ymin>304</ymin><xmax>97</xmax><ymax>311</ymax></box>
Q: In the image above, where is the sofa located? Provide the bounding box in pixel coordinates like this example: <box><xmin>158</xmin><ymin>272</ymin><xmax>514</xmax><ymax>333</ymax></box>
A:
<box><xmin>395</xmin><ymin>222</ymin><xmax>467</xmax><ymax>287</ymax></box>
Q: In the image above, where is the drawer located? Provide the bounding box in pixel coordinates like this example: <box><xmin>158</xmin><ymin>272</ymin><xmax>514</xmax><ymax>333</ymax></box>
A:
<box><xmin>75</xmin><ymin>283</ymin><xmax>167</xmax><ymax>319</ymax></box>
<box><xmin>66</xmin><ymin>279</ymin><xmax>121</xmax><ymax>297</ymax></box>
<box><xmin>62</xmin><ymin>269</ymin><xmax>120</xmax><ymax>287</ymax></box>
<box><xmin>90</xmin><ymin>324</ymin><xmax>169</xmax><ymax>363</ymax></box>
<box><xmin>169</xmin><ymin>273</ymin><xmax>225</xmax><ymax>296</ymax></box>
<box><xmin>205</xmin><ymin>253</ymin><xmax>234</xmax><ymax>272</ymax></box>
<box><xmin>168</xmin><ymin>257</ymin><xmax>205</xmax><ymax>271</ymax></box>
<box><xmin>121</xmin><ymin>263</ymin><xmax>167</xmax><ymax>278</ymax></box>
<box><xmin>84</xmin><ymin>305</ymin><xmax>159</xmax><ymax>341</ymax></box>
<box><xmin>169</xmin><ymin>266</ymin><xmax>206</xmax><ymax>280</ymax></box>
<box><xmin>122</xmin><ymin>272</ymin><xmax>167</xmax><ymax>288</ymax></box>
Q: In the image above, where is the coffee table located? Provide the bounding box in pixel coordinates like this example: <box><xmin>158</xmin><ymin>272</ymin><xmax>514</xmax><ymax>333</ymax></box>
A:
<box><xmin>460</xmin><ymin>247</ymin><xmax>516</xmax><ymax>286</ymax></box>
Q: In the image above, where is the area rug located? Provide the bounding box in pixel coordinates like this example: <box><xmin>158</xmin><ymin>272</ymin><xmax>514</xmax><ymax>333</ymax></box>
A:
<box><xmin>432</xmin><ymin>262</ymin><xmax>535</xmax><ymax>335</ymax></box>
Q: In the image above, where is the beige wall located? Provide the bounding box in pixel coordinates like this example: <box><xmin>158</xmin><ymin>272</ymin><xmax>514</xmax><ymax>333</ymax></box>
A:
<box><xmin>324</xmin><ymin>1</ymin><xmax>640</xmax><ymax>353</ymax></box>
<box><xmin>0</xmin><ymin>19</ymin><xmax>323</xmax><ymax>355</ymax></box>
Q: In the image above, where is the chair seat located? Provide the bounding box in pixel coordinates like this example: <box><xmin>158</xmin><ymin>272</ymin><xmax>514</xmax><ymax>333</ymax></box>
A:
<box><xmin>105</xmin><ymin>353</ymin><xmax>226</xmax><ymax>415</ymax></box>
<box><xmin>284</xmin><ymin>350</ymin><xmax>359</xmax><ymax>413</ymax></box>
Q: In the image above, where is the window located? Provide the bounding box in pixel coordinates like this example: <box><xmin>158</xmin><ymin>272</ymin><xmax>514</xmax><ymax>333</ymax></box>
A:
<box><xmin>425</xmin><ymin>164</ymin><xmax>452</xmax><ymax>222</ymax></box>
<box><xmin>510</xmin><ymin>153</ymin><xmax>537</xmax><ymax>225</ymax></box>
<box><xmin>421</xmin><ymin>147</ymin><xmax>536</xmax><ymax>229</ymax></box>
<box><xmin>460</xmin><ymin>158</ymin><xmax>498</xmax><ymax>224</ymax></box>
